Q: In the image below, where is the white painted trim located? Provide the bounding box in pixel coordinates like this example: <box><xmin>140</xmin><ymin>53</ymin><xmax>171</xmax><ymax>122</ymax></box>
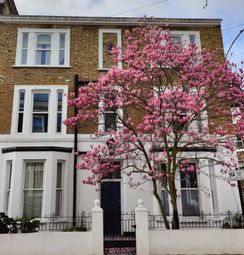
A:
<box><xmin>15</xmin><ymin>28</ymin><xmax>70</xmax><ymax>67</ymax></box>
<box><xmin>11</xmin><ymin>85</ymin><xmax>68</xmax><ymax>136</ymax></box>
<box><xmin>169</xmin><ymin>30</ymin><xmax>201</xmax><ymax>50</ymax></box>
<box><xmin>1</xmin><ymin>150</ymin><xmax>72</xmax><ymax>218</ymax></box>
<box><xmin>98</xmin><ymin>29</ymin><xmax>122</xmax><ymax>70</ymax></box>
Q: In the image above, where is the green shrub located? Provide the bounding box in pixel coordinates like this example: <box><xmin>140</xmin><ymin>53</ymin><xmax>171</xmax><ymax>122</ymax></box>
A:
<box><xmin>0</xmin><ymin>212</ymin><xmax>18</xmax><ymax>233</ymax></box>
<box><xmin>17</xmin><ymin>217</ymin><xmax>40</xmax><ymax>233</ymax></box>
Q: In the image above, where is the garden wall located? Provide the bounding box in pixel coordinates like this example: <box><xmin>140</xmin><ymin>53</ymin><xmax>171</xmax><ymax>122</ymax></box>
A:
<box><xmin>0</xmin><ymin>232</ymin><xmax>92</xmax><ymax>255</ymax></box>
<box><xmin>149</xmin><ymin>229</ymin><xmax>244</xmax><ymax>254</ymax></box>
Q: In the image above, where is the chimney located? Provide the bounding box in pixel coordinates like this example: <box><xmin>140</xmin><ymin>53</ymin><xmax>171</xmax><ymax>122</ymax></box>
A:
<box><xmin>0</xmin><ymin>0</ymin><xmax>18</xmax><ymax>15</ymax></box>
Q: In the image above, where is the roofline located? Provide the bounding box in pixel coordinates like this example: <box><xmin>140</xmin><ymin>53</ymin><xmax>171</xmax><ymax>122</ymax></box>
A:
<box><xmin>0</xmin><ymin>15</ymin><xmax>222</xmax><ymax>27</ymax></box>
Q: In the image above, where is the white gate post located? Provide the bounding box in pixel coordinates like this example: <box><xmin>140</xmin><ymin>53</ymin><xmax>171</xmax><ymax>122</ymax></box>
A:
<box><xmin>91</xmin><ymin>199</ymin><xmax>103</xmax><ymax>255</ymax></box>
<box><xmin>135</xmin><ymin>199</ymin><xmax>150</xmax><ymax>255</ymax></box>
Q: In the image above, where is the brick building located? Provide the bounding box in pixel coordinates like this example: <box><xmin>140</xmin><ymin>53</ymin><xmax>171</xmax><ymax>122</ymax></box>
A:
<box><xmin>0</xmin><ymin>0</ymin><xmax>242</xmax><ymax>224</ymax></box>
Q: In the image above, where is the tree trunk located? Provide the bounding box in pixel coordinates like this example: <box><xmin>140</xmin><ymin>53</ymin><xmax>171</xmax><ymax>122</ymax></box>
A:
<box><xmin>172</xmin><ymin>208</ymin><xmax>179</xmax><ymax>229</ymax></box>
<box><xmin>154</xmin><ymin>192</ymin><xmax>170</xmax><ymax>230</ymax></box>
<box><xmin>169</xmin><ymin>178</ymin><xmax>180</xmax><ymax>229</ymax></box>
<box><xmin>170</xmin><ymin>192</ymin><xmax>180</xmax><ymax>229</ymax></box>
<box><xmin>152</xmin><ymin>180</ymin><xmax>170</xmax><ymax>229</ymax></box>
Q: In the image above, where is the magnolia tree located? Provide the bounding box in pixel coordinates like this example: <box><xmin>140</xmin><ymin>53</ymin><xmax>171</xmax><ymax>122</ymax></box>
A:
<box><xmin>65</xmin><ymin>23</ymin><xmax>244</xmax><ymax>229</ymax></box>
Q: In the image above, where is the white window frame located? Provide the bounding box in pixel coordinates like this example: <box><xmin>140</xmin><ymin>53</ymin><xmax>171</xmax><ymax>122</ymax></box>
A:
<box><xmin>55</xmin><ymin>161</ymin><xmax>64</xmax><ymax>217</ymax></box>
<box><xmin>11</xmin><ymin>85</ymin><xmax>68</xmax><ymax>135</ymax></box>
<box><xmin>5</xmin><ymin>161</ymin><xmax>12</xmax><ymax>214</ymax></box>
<box><xmin>32</xmin><ymin>91</ymin><xmax>49</xmax><ymax>133</ymax></box>
<box><xmin>98</xmin><ymin>29</ymin><xmax>122</xmax><ymax>70</ymax></box>
<box><xmin>169</xmin><ymin>31</ymin><xmax>201</xmax><ymax>50</ymax></box>
<box><xmin>15</xmin><ymin>28</ymin><xmax>70</xmax><ymax>67</ymax></box>
<box><xmin>98</xmin><ymin>94</ymin><xmax>123</xmax><ymax>132</ymax></box>
<box><xmin>179</xmin><ymin>161</ymin><xmax>200</xmax><ymax>217</ymax></box>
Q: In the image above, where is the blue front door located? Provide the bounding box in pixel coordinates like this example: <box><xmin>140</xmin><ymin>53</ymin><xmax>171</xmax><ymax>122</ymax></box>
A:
<box><xmin>101</xmin><ymin>182</ymin><xmax>121</xmax><ymax>234</ymax></box>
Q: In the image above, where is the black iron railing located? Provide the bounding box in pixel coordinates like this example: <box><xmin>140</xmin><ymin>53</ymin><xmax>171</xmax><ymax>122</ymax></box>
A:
<box><xmin>38</xmin><ymin>213</ymin><xmax>92</xmax><ymax>232</ymax></box>
<box><xmin>148</xmin><ymin>211</ymin><xmax>244</xmax><ymax>230</ymax></box>
<box><xmin>121</xmin><ymin>212</ymin><xmax>136</xmax><ymax>233</ymax></box>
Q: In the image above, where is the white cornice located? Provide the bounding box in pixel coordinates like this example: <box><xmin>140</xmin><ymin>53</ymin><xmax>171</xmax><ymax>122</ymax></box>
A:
<box><xmin>0</xmin><ymin>15</ymin><xmax>222</xmax><ymax>27</ymax></box>
<box><xmin>0</xmin><ymin>134</ymin><xmax>109</xmax><ymax>143</ymax></box>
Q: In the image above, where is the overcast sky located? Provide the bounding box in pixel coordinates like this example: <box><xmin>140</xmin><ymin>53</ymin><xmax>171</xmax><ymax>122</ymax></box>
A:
<box><xmin>14</xmin><ymin>0</ymin><xmax>244</xmax><ymax>66</ymax></box>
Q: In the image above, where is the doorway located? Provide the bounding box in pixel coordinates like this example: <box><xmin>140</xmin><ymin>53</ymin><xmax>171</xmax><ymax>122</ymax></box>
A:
<box><xmin>101</xmin><ymin>181</ymin><xmax>121</xmax><ymax>234</ymax></box>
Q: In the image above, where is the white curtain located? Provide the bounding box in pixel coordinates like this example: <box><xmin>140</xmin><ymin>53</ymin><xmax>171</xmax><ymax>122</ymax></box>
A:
<box><xmin>23</xmin><ymin>162</ymin><xmax>43</xmax><ymax>218</ymax></box>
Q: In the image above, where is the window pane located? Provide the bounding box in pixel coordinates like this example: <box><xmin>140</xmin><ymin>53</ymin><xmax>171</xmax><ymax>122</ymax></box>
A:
<box><xmin>17</xmin><ymin>91</ymin><xmax>25</xmax><ymax>133</ymax></box>
<box><xmin>21</xmin><ymin>49</ymin><xmax>28</xmax><ymax>65</ymax></box>
<box><xmin>56</xmin><ymin>163</ymin><xmax>62</xmax><ymax>188</ymax></box>
<box><xmin>170</xmin><ymin>35</ymin><xmax>182</xmax><ymax>53</ymax></box>
<box><xmin>23</xmin><ymin>190</ymin><xmax>42</xmax><ymax>218</ymax></box>
<box><xmin>55</xmin><ymin>190</ymin><xmax>62</xmax><ymax>216</ymax></box>
<box><xmin>19</xmin><ymin>92</ymin><xmax>25</xmax><ymax>111</ymax></box>
<box><xmin>25</xmin><ymin>162</ymin><xmax>43</xmax><ymax>188</ymax></box>
<box><xmin>180</xmin><ymin>163</ymin><xmax>197</xmax><ymax>188</ymax></box>
<box><xmin>59</xmin><ymin>50</ymin><xmax>65</xmax><ymax>65</ymax></box>
<box><xmin>32</xmin><ymin>93</ymin><xmax>49</xmax><ymax>130</ymax></box>
<box><xmin>32</xmin><ymin>114</ymin><xmax>48</xmax><ymax>132</ymax></box>
<box><xmin>6</xmin><ymin>161</ymin><xmax>12</xmax><ymax>213</ymax></box>
<box><xmin>24</xmin><ymin>162</ymin><xmax>43</xmax><ymax>218</ymax></box>
<box><xmin>17</xmin><ymin>113</ymin><xmax>23</xmax><ymax>133</ymax></box>
<box><xmin>189</xmin><ymin>34</ymin><xmax>196</xmax><ymax>45</ymax></box>
<box><xmin>33</xmin><ymin>93</ymin><xmax>49</xmax><ymax>112</ymax></box>
<box><xmin>7</xmin><ymin>162</ymin><xmax>12</xmax><ymax>189</ymax></box>
<box><xmin>181</xmin><ymin>190</ymin><xmax>200</xmax><ymax>216</ymax></box>
<box><xmin>22</xmin><ymin>33</ymin><xmax>29</xmax><ymax>48</ymax></box>
<box><xmin>33</xmin><ymin>168</ymin><xmax>43</xmax><ymax>189</ymax></box>
<box><xmin>60</xmin><ymin>33</ymin><xmax>65</xmax><ymax>48</ymax></box>
<box><xmin>36</xmin><ymin>50</ymin><xmax>51</xmax><ymax>65</ymax></box>
<box><xmin>56</xmin><ymin>162</ymin><xmax>63</xmax><ymax>216</ymax></box>
<box><xmin>36</xmin><ymin>34</ymin><xmax>51</xmax><ymax>49</ymax></box>
<box><xmin>104</xmin><ymin>112</ymin><xmax>116</xmax><ymax>131</ymax></box>
<box><xmin>161</xmin><ymin>190</ymin><xmax>169</xmax><ymax>216</ymax></box>
<box><xmin>57</xmin><ymin>92</ymin><xmax>63</xmax><ymax>111</ymax></box>
<box><xmin>56</xmin><ymin>113</ymin><xmax>62</xmax><ymax>133</ymax></box>
<box><xmin>180</xmin><ymin>171</ymin><xmax>198</xmax><ymax>189</ymax></box>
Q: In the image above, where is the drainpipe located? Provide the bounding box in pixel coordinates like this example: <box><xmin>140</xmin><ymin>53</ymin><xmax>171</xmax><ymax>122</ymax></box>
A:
<box><xmin>237</xmin><ymin>180</ymin><xmax>244</xmax><ymax>219</ymax></box>
<box><xmin>73</xmin><ymin>74</ymin><xmax>79</xmax><ymax>227</ymax></box>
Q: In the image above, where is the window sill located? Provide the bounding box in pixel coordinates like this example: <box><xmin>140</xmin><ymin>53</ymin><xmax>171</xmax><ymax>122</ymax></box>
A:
<box><xmin>98</xmin><ymin>68</ymin><xmax>110</xmax><ymax>71</ymax></box>
<box><xmin>12</xmin><ymin>65</ymin><xmax>72</xmax><ymax>68</ymax></box>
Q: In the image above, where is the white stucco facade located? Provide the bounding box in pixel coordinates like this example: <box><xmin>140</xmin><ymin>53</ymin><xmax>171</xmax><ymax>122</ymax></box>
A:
<box><xmin>0</xmin><ymin>133</ymin><xmax>241</xmax><ymax>219</ymax></box>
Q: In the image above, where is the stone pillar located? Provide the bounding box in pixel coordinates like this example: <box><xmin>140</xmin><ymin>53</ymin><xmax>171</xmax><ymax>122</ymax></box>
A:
<box><xmin>91</xmin><ymin>199</ymin><xmax>103</xmax><ymax>255</ymax></box>
<box><xmin>135</xmin><ymin>199</ymin><xmax>150</xmax><ymax>255</ymax></box>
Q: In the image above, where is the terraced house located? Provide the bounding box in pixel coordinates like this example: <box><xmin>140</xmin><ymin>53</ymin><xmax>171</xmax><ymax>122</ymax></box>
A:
<box><xmin>0</xmin><ymin>0</ymin><xmax>243</xmax><ymax>230</ymax></box>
